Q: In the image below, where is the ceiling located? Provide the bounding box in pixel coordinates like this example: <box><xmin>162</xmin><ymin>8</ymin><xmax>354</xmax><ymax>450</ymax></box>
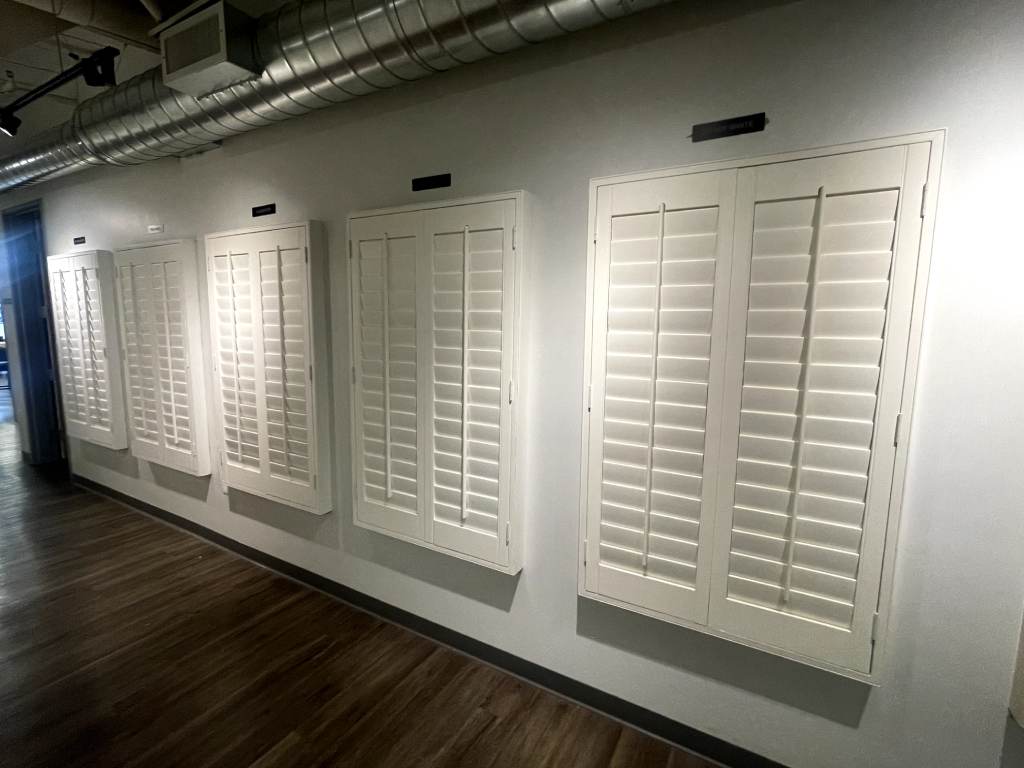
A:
<box><xmin>0</xmin><ymin>0</ymin><xmax>285</xmax><ymax>152</ymax></box>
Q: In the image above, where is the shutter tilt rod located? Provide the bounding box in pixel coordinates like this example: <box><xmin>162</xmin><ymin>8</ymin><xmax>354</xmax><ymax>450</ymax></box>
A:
<box><xmin>781</xmin><ymin>185</ymin><xmax>827</xmax><ymax>605</ymax></box>
<box><xmin>79</xmin><ymin>266</ymin><xmax>96</xmax><ymax>425</ymax></box>
<box><xmin>227</xmin><ymin>255</ymin><xmax>244</xmax><ymax>464</ymax></box>
<box><xmin>275</xmin><ymin>246</ymin><xmax>292</xmax><ymax>478</ymax></box>
<box><xmin>459</xmin><ymin>225</ymin><xmax>472</xmax><ymax>524</ymax></box>
<box><xmin>641</xmin><ymin>203</ymin><xmax>667</xmax><ymax>572</ymax></box>
<box><xmin>381</xmin><ymin>233</ymin><xmax>393</xmax><ymax>499</ymax></box>
<box><xmin>126</xmin><ymin>263</ymin><xmax>152</xmax><ymax>439</ymax></box>
<box><xmin>158</xmin><ymin>262</ymin><xmax>180</xmax><ymax>447</ymax></box>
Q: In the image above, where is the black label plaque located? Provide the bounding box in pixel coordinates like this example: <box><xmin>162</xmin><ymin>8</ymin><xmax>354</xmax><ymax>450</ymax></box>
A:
<box><xmin>252</xmin><ymin>203</ymin><xmax>277</xmax><ymax>217</ymax></box>
<box><xmin>73</xmin><ymin>236</ymin><xmax>86</xmax><ymax>245</ymax></box>
<box><xmin>692</xmin><ymin>113</ymin><xmax>766</xmax><ymax>142</ymax></box>
<box><xmin>412</xmin><ymin>173</ymin><xmax>452</xmax><ymax>192</ymax></box>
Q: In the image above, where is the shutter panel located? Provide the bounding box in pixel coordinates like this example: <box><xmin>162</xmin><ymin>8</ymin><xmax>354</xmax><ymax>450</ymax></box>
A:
<box><xmin>115</xmin><ymin>241</ymin><xmax>210</xmax><ymax>475</ymax></box>
<box><xmin>709</xmin><ymin>144</ymin><xmax>930</xmax><ymax>672</ymax></box>
<box><xmin>424</xmin><ymin>200</ymin><xmax>517</xmax><ymax>566</ymax></box>
<box><xmin>350</xmin><ymin>211</ymin><xmax>424</xmax><ymax>539</ymax></box>
<box><xmin>207</xmin><ymin>223</ymin><xmax>331</xmax><ymax>514</ymax></box>
<box><xmin>46</xmin><ymin>251</ymin><xmax>127</xmax><ymax>449</ymax></box>
<box><xmin>582</xmin><ymin>170</ymin><xmax>735</xmax><ymax>623</ymax></box>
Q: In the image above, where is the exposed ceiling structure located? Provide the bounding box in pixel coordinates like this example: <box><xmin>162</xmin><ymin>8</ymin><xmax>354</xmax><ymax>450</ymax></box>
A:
<box><xmin>0</xmin><ymin>0</ymin><xmax>284</xmax><ymax>154</ymax></box>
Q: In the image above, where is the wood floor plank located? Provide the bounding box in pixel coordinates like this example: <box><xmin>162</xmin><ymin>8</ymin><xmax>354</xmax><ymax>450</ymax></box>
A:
<box><xmin>0</xmin><ymin>392</ymin><xmax>715</xmax><ymax>768</ymax></box>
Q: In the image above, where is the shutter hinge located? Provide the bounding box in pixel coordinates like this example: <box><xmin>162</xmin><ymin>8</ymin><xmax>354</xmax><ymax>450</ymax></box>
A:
<box><xmin>586</xmin><ymin>383</ymin><xmax>592</xmax><ymax>413</ymax></box>
<box><xmin>508</xmin><ymin>377</ymin><xmax>513</xmax><ymax>405</ymax></box>
<box><xmin>309</xmin><ymin>364</ymin><xmax>313</xmax><ymax>381</ymax></box>
<box><xmin>351</xmin><ymin>365</ymin><xmax>356</xmax><ymax>385</ymax></box>
<box><xmin>348</xmin><ymin>240</ymin><xmax>353</xmax><ymax>260</ymax></box>
<box><xmin>305</xmin><ymin>246</ymin><xmax>309</xmax><ymax>264</ymax></box>
<box><xmin>871</xmin><ymin>611</ymin><xmax>880</xmax><ymax>643</ymax></box>
<box><xmin>583</xmin><ymin>539</ymin><xmax>588</xmax><ymax>567</ymax></box>
<box><xmin>894</xmin><ymin>412</ymin><xmax>903</xmax><ymax>447</ymax></box>
<box><xmin>512</xmin><ymin>225</ymin><xmax>516</xmax><ymax>251</ymax></box>
<box><xmin>505</xmin><ymin>522</ymin><xmax>510</xmax><ymax>547</ymax></box>
<box><xmin>920</xmin><ymin>184</ymin><xmax>928</xmax><ymax>218</ymax></box>
<box><xmin>312</xmin><ymin>473</ymin><xmax>317</xmax><ymax>490</ymax></box>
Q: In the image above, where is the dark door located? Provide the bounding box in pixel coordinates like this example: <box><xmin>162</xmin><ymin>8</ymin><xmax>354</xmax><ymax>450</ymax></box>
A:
<box><xmin>1</xmin><ymin>202</ymin><xmax>64</xmax><ymax>465</ymax></box>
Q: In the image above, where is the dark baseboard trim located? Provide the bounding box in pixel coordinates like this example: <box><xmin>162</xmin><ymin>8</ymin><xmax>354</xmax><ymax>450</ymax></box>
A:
<box><xmin>73</xmin><ymin>475</ymin><xmax>786</xmax><ymax>768</ymax></box>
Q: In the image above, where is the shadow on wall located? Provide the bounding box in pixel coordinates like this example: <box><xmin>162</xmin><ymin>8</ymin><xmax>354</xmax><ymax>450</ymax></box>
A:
<box><xmin>226</xmin><ymin>487</ymin><xmax>339</xmax><ymax>547</ymax></box>
<box><xmin>80</xmin><ymin>442</ymin><xmax>139</xmax><ymax>478</ymax></box>
<box><xmin>341</xmin><ymin>515</ymin><xmax>519</xmax><ymax>613</ymax></box>
<box><xmin>577</xmin><ymin>597</ymin><xmax>871</xmax><ymax>727</ymax></box>
<box><xmin>150</xmin><ymin>463</ymin><xmax>211</xmax><ymax>501</ymax></box>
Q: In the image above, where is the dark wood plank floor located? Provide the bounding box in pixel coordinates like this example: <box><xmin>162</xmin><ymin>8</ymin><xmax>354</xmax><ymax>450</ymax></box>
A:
<box><xmin>0</xmin><ymin>393</ymin><xmax>713</xmax><ymax>768</ymax></box>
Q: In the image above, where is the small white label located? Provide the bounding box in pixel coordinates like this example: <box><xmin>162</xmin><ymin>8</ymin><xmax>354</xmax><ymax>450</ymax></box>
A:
<box><xmin>147</xmin><ymin>224</ymin><xmax>164</xmax><ymax>234</ymax></box>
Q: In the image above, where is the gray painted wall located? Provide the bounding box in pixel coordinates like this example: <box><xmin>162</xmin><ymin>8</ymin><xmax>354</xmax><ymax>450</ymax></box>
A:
<box><xmin>3</xmin><ymin>1</ymin><xmax>1023</xmax><ymax>766</ymax></box>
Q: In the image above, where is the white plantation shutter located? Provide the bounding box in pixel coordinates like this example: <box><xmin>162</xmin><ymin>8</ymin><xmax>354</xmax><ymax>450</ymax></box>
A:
<box><xmin>424</xmin><ymin>200</ymin><xmax>517</xmax><ymax>566</ymax></box>
<box><xmin>46</xmin><ymin>251</ymin><xmax>127</xmax><ymax>449</ymax></box>
<box><xmin>583</xmin><ymin>171</ymin><xmax>735</xmax><ymax>623</ymax></box>
<box><xmin>115</xmin><ymin>241</ymin><xmax>211</xmax><ymax>475</ymax></box>
<box><xmin>207</xmin><ymin>223</ymin><xmax>332</xmax><ymax>515</ymax></box>
<box><xmin>581</xmin><ymin>139</ymin><xmax>937</xmax><ymax>675</ymax></box>
<box><xmin>348</xmin><ymin>194</ymin><xmax>524</xmax><ymax>572</ymax></box>
<box><xmin>350</xmin><ymin>212</ymin><xmax>424</xmax><ymax>539</ymax></box>
<box><xmin>709</xmin><ymin>145</ymin><xmax>930</xmax><ymax>672</ymax></box>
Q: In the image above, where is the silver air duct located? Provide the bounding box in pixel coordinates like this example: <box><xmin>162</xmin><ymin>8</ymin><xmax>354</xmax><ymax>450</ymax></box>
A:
<box><xmin>0</xmin><ymin>0</ymin><xmax>674</xmax><ymax>193</ymax></box>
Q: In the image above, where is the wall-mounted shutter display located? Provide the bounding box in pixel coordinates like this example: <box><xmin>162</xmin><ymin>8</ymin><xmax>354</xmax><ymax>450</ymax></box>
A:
<box><xmin>349</xmin><ymin>193</ymin><xmax>524</xmax><ymax>573</ymax></box>
<box><xmin>114</xmin><ymin>240</ymin><xmax>211</xmax><ymax>475</ymax></box>
<box><xmin>582</xmin><ymin>171</ymin><xmax>736</xmax><ymax>623</ymax></box>
<box><xmin>581</xmin><ymin>139</ymin><xmax>936</xmax><ymax>676</ymax></box>
<box><xmin>207</xmin><ymin>222</ymin><xmax>332</xmax><ymax>515</ymax></box>
<box><xmin>47</xmin><ymin>250</ymin><xmax>127</xmax><ymax>449</ymax></box>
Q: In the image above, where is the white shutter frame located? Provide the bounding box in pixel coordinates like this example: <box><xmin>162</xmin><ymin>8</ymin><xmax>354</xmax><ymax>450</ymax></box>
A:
<box><xmin>47</xmin><ymin>250</ymin><xmax>127</xmax><ymax>450</ymax></box>
<box><xmin>114</xmin><ymin>240</ymin><xmax>211</xmax><ymax>475</ymax></box>
<box><xmin>205</xmin><ymin>222</ymin><xmax>332</xmax><ymax>515</ymax></box>
<box><xmin>348</xmin><ymin>192</ymin><xmax>526</xmax><ymax>574</ymax></box>
<box><xmin>578</xmin><ymin>132</ymin><xmax>944</xmax><ymax>681</ymax></box>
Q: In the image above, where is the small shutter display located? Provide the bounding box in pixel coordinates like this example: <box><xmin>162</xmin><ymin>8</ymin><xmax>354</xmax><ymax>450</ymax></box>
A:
<box><xmin>47</xmin><ymin>250</ymin><xmax>127</xmax><ymax>449</ymax></box>
<box><xmin>115</xmin><ymin>240</ymin><xmax>211</xmax><ymax>475</ymax></box>
<box><xmin>582</xmin><ymin>171</ymin><xmax>735</xmax><ymax>623</ymax></box>
<box><xmin>580</xmin><ymin>137</ymin><xmax>938</xmax><ymax>677</ymax></box>
<box><xmin>348</xmin><ymin>193</ymin><xmax>524</xmax><ymax>573</ymax></box>
<box><xmin>207</xmin><ymin>222</ymin><xmax>332</xmax><ymax>515</ymax></box>
<box><xmin>709</xmin><ymin>144</ymin><xmax>930</xmax><ymax>673</ymax></box>
<box><xmin>350</xmin><ymin>212</ymin><xmax>423</xmax><ymax>539</ymax></box>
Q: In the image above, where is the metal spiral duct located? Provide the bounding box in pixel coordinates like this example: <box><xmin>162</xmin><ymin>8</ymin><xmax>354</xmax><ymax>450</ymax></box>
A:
<box><xmin>0</xmin><ymin>0</ymin><xmax>674</xmax><ymax>193</ymax></box>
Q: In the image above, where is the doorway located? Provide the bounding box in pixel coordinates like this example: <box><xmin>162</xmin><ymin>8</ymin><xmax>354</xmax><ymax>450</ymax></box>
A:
<box><xmin>0</xmin><ymin>202</ymin><xmax>65</xmax><ymax>467</ymax></box>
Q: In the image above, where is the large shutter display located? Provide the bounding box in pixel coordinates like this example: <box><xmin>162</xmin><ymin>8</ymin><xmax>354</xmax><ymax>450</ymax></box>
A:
<box><xmin>115</xmin><ymin>240</ymin><xmax>210</xmax><ymax>475</ymax></box>
<box><xmin>349</xmin><ymin>193</ymin><xmax>524</xmax><ymax>573</ymax></box>
<box><xmin>47</xmin><ymin>250</ymin><xmax>127</xmax><ymax>449</ymax></box>
<box><xmin>582</xmin><ymin>171</ymin><xmax>736</xmax><ymax>623</ymax></box>
<box><xmin>581</xmin><ymin>138</ymin><xmax>938</xmax><ymax>675</ymax></box>
<box><xmin>207</xmin><ymin>222</ymin><xmax>332</xmax><ymax>515</ymax></box>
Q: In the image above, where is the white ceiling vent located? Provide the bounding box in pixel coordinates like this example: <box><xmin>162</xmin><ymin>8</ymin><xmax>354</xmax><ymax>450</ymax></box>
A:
<box><xmin>157</xmin><ymin>1</ymin><xmax>258</xmax><ymax>98</ymax></box>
